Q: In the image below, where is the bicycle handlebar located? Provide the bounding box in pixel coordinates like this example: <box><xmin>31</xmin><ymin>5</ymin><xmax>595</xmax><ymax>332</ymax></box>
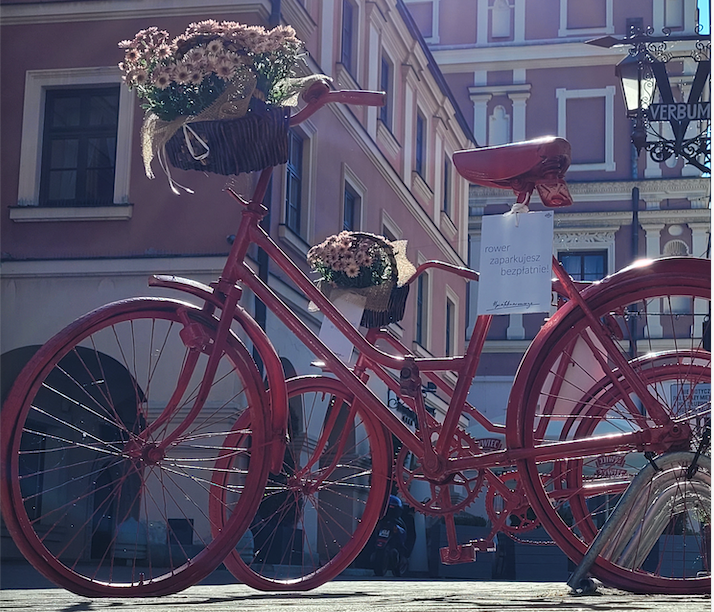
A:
<box><xmin>290</xmin><ymin>82</ymin><xmax>386</xmax><ymax>126</ymax></box>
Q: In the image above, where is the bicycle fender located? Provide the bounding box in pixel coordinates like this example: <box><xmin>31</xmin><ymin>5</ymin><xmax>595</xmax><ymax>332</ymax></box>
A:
<box><xmin>506</xmin><ymin>256</ymin><xmax>710</xmax><ymax>443</ymax></box>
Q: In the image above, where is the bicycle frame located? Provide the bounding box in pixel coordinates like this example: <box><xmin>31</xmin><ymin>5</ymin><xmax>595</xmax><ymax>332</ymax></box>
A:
<box><xmin>148</xmin><ymin>86</ymin><xmax>694</xmax><ymax>488</ymax></box>
<box><xmin>151</xmin><ymin>182</ymin><xmax>690</xmax><ymax>484</ymax></box>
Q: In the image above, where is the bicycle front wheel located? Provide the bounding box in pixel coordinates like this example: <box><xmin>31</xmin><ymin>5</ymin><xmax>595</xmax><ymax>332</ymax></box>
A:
<box><xmin>1</xmin><ymin>298</ymin><xmax>270</xmax><ymax>597</ymax></box>
<box><xmin>212</xmin><ymin>375</ymin><xmax>391</xmax><ymax>590</ymax></box>
<box><xmin>512</xmin><ymin>257</ymin><xmax>710</xmax><ymax>593</ymax></box>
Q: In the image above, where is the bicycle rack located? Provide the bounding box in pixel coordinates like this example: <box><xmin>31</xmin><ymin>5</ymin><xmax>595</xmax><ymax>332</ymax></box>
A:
<box><xmin>567</xmin><ymin>451</ymin><xmax>711</xmax><ymax>593</ymax></box>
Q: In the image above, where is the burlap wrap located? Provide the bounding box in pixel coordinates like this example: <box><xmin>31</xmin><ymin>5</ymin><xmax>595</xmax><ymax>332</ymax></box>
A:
<box><xmin>141</xmin><ymin>66</ymin><xmax>257</xmax><ymax>179</ymax></box>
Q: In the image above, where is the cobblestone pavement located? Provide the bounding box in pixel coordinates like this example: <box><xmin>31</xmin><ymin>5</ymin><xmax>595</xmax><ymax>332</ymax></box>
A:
<box><xmin>0</xmin><ymin>572</ymin><xmax>710</xmax><ymax>612</ymax></box>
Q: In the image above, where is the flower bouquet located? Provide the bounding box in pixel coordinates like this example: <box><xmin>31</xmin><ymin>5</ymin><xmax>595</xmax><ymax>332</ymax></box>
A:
<box><xmin>118</xmin><ymin>21</ymin><xmax>323</xmax><ymax>187</ymax></box>
<box><xmin>308</xmin><ymin>232</ymin><xmax>414</xmax><ymax>328</ymax></box>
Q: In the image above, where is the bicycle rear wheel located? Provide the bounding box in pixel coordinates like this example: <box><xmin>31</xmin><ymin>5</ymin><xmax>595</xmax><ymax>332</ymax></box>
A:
<box><xmin>1</xmin><ymin>298</ymin><xmax>269</xmax><ymax>597</ymax></box>
<box><xmin>211</xmin><ymin>375</ymin><xmax>391</xmax><ymax>590</ymax></box>
<box><xmin>512</xmin><ymin>257</ymin><xmax>710</xmax><ymax>593</ymax></box>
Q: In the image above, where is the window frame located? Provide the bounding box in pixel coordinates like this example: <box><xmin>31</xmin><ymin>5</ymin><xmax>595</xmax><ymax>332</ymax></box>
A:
<box><xmin>556</xmin><ymin>86</ymin><xmax>616</xmax><ymax>172</ymax></box>
<box><xmin>379</xmin><ymin>53</ymin><xmax>394</xmax><ymax>131</ymax></box>
<box><xmin>278</xmin><ymin>121</ymin><xmax>317</xmax><ymax>253</ymax></box>
<box><xmin>284</xmin><ymin>128</ymin><xmax>304</xmax><ymax>236</ymax></box>
<box><xmin>557</xmin><ymin>249</ymin><xmax>608</xmax><ymax>281</ymax></box>
<box><xmin>558</xmin><ymin>0</ymin><xmax>614</xmax><ymax>37</ymax></box>
<box><xmin>403</xmin><ymin>0</ymin><xmax>441</xmax><ymax>44</ymax></box>
<box><xmin>442</xmin><ymin>154</ymin><xmax>452</xmax><ymax>218</ymax></box>
<box><xmin>341</xmin><ymin>164</ymin><xmax>366</xmax><ymax>232</ymax></box>
<box><xmin>340</xmin><ymin>0</ymin><xmax>357</xmax><ymax>77</ymax></box>
<box><xmin>40</xmin><ymin>86</ymin><xmax>120</xmax><ymax>208</ymax></box>
<box><xmin>15</xmin><ymin>67</ymin><xmax>134</xmax><ymax>221</ymax></box>
<box><xmin>415</xmin><ymin>109</ymin><xmax>427</xmax><ymax>179</ymax></box>
<box><xmin>445</xmin><ymin>294</ymin><xmax>457</xmax><ymax>357</ymax></box>
<box><xmin>415</xmin><ymin>263</ymin><xmax>431</xmax><ymax>351</ymax></box>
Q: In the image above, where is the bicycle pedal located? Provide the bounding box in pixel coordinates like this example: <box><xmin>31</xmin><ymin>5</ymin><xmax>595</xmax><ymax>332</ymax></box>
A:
<box><xmin>439</xmin><ymin>543</ymin><xmax>477</xmax><ymax>565</ymax></box>
<box><xmin>470</xmin><ymin>539</ymin><xmax>496</xmax><ymax>553</ymax></box>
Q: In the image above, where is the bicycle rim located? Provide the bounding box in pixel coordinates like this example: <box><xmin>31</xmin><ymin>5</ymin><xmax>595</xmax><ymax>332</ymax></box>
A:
<box><xmin>212</xmin><ymin>375</ymin><xmax>391</xmax><ymax>590</ymax></box>
<box><xmin>1</xmin><ymin>298</ymin><xmax>269</xmax><ymax>597</ymax></box>
<box><xmin>513</xmin><ymin>259</ymin><xmax>710</xmax><ymax>593</ymax></box>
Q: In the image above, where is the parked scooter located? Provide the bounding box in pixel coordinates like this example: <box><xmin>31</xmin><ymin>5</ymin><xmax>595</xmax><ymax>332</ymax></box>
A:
<box><xmin>370</xmin><ymin>496</ymin><xmax>414</xmax><ymax>576</ymax></box>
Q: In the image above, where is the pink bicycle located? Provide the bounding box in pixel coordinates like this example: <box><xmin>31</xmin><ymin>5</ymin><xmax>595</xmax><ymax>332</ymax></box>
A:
<box><xmin>1</xmin><ymin>83</ymin><xmax>710</xmax><ymax>598</ymax></box>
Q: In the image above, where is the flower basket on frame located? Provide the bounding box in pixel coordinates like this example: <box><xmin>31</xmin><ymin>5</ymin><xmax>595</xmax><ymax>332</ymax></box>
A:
<box><xmin>307</xmin><ymin>232</ymin><xmax>415</xmax><ymax>328</ymax></box>
<box><xmin>118</xmin><ymin>21</ymin><xmax>322</xmax><ymax>187</ymax></box>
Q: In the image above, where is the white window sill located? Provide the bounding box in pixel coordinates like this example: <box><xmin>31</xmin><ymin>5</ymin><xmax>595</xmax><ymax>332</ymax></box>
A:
<box><xmin>10</xmin><ymin>205</ymin><xmax>133</xmax><ymax>222</ymax></box>
<box><xmin>278</xmin><ymin>223</ymin><xmax>310</xmax><ymax>257</ymax></box>
<box><xmin>440</xmin><ymin>210</ymin><xmax>458</xmax><ymax>240</ymax></box>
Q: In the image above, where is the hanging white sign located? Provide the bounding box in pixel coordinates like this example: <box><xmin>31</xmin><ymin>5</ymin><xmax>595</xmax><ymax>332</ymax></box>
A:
<box><xmin>477</xmin><ymin>210</ymin><xmax>554</xmax><ymax>315</ymax></box>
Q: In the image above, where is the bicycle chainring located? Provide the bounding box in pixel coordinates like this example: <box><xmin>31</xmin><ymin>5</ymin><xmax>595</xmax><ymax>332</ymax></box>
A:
<box><xmin>395</xmin><ymin>427</ymin><xmax>484</xmax><ymax>516</ymax></box>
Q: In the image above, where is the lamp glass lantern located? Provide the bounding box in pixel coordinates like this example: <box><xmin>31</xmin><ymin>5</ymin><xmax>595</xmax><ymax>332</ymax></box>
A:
<box><xmin>615</xmin><ymin>53</ymin><xmax>657</xmax><ymax>118</ymax></box>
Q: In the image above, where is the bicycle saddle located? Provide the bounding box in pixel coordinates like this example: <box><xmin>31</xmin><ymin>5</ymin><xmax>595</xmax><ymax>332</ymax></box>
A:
<box><xmin>452</xmin><ymin>136</ymin><xmax>573</xmax><ymax>207</ymax></box>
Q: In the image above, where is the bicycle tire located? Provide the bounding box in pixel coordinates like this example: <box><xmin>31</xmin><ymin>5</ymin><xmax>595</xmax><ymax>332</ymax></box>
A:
<box><xmin>211</xmin><ymin>375</ymin><xmax>391</xmax><ymax>591</ymax></box>
<box><xmin>511</xmin><ymin>257</ymin><xmax>710</xmax><ymax>593</ymax></box>
<box><xmin>1</xmin><ymin>298</ymin><xmax>270</xmax><ymax>597</ymax></box>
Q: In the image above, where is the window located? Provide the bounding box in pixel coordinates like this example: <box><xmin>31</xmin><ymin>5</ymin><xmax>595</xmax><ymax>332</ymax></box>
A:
<box><xmin>415</xmin><ymin>111</ymin><xmax>426</xmax><ymax>178</ymax></box>
<box><xmin>379</xmin><ymin>55</ymin><xmax>393</xmax><ymax>129</ymax></box>
<box><xmin>559</xmin><ymin>0</ymin><xmax>614</xmax><ymax>37</ymax></box>
<box><xmin>285</xmin><ymin>130</ymin><xmax>304</xmax><ymax>235</ymax></box>
<box><xmin>343</xmin><ymin>183</ymin><xmax>360</xmax><ymax>231</ymax></box>
<box><xmin>416</xmin><ymin>272</ymin><xmax>429</xmax><ymax>347</ymax></box>
<box><xmin>559</xmin><ymin>250</ymin><xmax>607</xmax><ymax>281</ymax></box>
<box><xmin>556</xmin><ymin>87</ymin><xmax>616</xmax><ymax>172</ymax></box>
<box><xmin>14</xmin><ymin>68</ymin><xmax>133</xmax><ymax>221</ymax></box>
<box><xmin>40</xmin><ymin>87</ymin><xmax>119</xmax><ymax>207</ymax></box>
<box><xmin>665</xmin><ymin>0</ymin><xmax>684</xmax><ymax>28</ymax></box>
<box><xmin>404</xmin><ymin>0</ymin><xmax>439</xmax><ymax>43</ymax></box>
<box><xmin>443</xmin><ymin>156</ymin><xmax>452</xmax><ymax>217</ymax></box>
<box><xmin>341</xmin><ymin>0</ymin><xmax>356</xmax><ymax>75</ymax></box>
<box><xmin>491</xmin><ymin>0</ymin><xmax>512</xmax><ymax>38</ymax></box>
<box><xmin>445</xmin><ymin>297</ymin><xmax>455</xmax><ymax>356</ymax></box>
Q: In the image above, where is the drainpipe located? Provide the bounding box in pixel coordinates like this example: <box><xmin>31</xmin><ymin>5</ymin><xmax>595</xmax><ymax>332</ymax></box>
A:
<box><xmin>630</xmin><ymin>135</ymin><xmax>640</xmax><ymax>359</ymax></box>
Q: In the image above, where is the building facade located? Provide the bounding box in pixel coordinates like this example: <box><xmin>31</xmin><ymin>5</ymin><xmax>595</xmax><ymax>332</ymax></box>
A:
<box><xmin>0</xmin><ymin>0</ymin><xmax>473</xmax><ymax>574</ymax></box>
<box><xmin>404</xmin><ymin>0</ymin><xmax>710</xmax><ymax>430</ymax></box>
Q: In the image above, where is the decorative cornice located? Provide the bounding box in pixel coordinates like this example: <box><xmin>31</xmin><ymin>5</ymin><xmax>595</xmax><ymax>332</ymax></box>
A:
<box><xmin>555</xmin><ymin>231</ymin><xmax>617</xmax><ymax>246</ymax></box>
<box><xmin>0</xmin><ymin>0</ymin><xmax>269</xmax><ymax>25</ymax></box>
<box><xmin>469</xmin><ymin>178</ymin><xmax>710</xmax><ymax>206</ymax></box>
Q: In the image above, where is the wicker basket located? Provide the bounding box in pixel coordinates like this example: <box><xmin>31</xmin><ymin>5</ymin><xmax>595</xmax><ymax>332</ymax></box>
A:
<box><xmin>336</xmin><ymin>232</ymin><xmax>411</xmax><ymax>329</ymax></box>
<box><xmin>165</xmin><ymin>105</ymin><xmax>291</xmax><ymax>176</ymax></box>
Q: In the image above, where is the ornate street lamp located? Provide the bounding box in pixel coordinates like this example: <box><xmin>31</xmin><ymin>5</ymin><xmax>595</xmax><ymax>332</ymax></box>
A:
<box><xmin>588</xmin><ymin>28</ymin><xmax>710</xmax><ymax>173</ymax></box>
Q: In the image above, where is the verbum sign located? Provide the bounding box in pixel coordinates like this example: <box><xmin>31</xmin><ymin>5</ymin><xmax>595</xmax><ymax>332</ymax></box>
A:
<box><xmin>647</xmin><ymin>102</ymin><xmax>710</xmax><ymax>122</ymax></box>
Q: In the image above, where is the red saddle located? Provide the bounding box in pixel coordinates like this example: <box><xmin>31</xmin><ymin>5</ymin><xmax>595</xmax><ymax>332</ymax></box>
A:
<box><xmin>453</xmin><ymin>136</ymin><xmax>573</xmax><ymax>207</ymax></box>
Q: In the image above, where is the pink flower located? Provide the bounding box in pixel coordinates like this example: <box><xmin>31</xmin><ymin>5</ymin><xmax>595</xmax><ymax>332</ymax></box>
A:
<box><xmin>132</xmin><ymin>69</ymin><xmax>149</xmax><ymax>85</ymax></box>
<box><xmin>185</xmin><ymin>47</ymin><xmax>205</xmax><ymax>64</ymax></box>
<box><xmin>124</xmin><ymin>47</ymin><xmax>141</xmax><ymax>62</ymax></box>
<box><xmin>155</xmin><ymin>44</ymin><xmax>172</xmax><ymax>60</ymax></box>
<box><xmin>152</xmin><ymin>69</ymin><xmax>172</xmax><ymax>89</ymax></box>
<box><xmin>173</xmin><ymin>64</ymin><xmax>192</xmax><ymax>84</ymax></box>
<box><xmin>345</xmin><ymin>262</ymin><xmax>360</xmax><ymax>278</ymax></box>
<box><xmin>215</xmin><ymin>59</ymin><xmax>234</xmax><ymax>80</ymax></box>
<box><xmin>206</xmin><ymin>38</ymin><xmax>224</xmax><ymax>54</ymax></box>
